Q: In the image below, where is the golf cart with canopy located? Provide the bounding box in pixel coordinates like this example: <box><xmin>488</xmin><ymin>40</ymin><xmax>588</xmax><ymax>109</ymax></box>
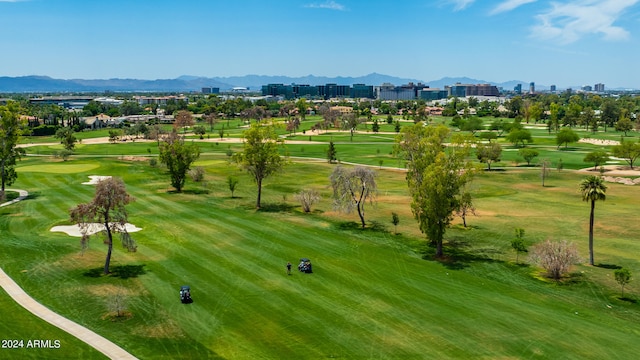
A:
<box><xmin>298</xmin><ymin>258</ymin><xmax>313</xmax><ymax>273</ymax></box>
<box><xmin>180</xmin><ymin>285</ymin><xmax>192</xmax><ymax>303</ymax></box>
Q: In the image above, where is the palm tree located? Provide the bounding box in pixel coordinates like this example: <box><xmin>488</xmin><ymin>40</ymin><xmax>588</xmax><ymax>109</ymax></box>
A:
<box><xmin>579</xmin><ymin>175</ymin><xmax>607</xmax><ymax>266</ymax></box>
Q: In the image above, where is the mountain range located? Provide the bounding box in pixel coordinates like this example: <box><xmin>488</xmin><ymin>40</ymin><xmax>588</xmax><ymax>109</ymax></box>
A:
<box><xmin>0</xmin><ymin>73</ymin><xmax>536</xmax><ymax>93</ymax></box>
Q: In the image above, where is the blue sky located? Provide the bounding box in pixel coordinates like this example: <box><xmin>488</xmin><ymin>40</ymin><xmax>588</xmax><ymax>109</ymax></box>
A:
<box><xmin>1</xmin><ymin>0</ymin><xmax>639</xmax><ymax>88</ymax></box>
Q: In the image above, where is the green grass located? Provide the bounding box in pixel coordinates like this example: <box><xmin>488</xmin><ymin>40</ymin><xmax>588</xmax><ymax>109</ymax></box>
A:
<box><xmin>2</xmin><ymin>125</ymin><xmax>640</xmax><ymax>358</ymax></box>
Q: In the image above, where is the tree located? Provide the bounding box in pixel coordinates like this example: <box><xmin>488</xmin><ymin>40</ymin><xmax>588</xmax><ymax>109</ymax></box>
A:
<box><xmin>227</xmin><ymin>176</ymin><xmax>239</xmax><ymax>198</ymax></box>
<box><xmin>511</xmin><ymin>228</ymin><xmax>527</xmax><ymax>263</ymax></box>
<box><xmin>174</xmin><ymin>110</ymin><xmax>194</xmax><ymax>133</ymax></box>
<box><xmin>330</xmin><ymin>166</ymin><xmax>377</xmax><ymax>229</ymax></box>
<box><xmin>295</xmin><ymin>189</ymin><xmax>320</xmax><ymax>213</ymax></box>
<box><xmin>158</xmin><ymin>130</ymin><xmax>201</xmax><ymax>192</ymax></box>
<box><xmin>540</xmin><ymin>158</ymin><xmax>551</xmax><ymax>187</ymax></box>
<box><xmin>394</xmin><ymin>121</ymin><xmax>401</xmax><ymax>133</ymax></box>
<box><xmin>476</xmin><ymin>142</ymin><xmax>502</xmax><ymax>170</ymax></box>
<box><xmin>204</xmin><ymin>112</ymin><xmax>218</xmax><ymax>131</ymax></box>
<box><xmin>460</xmin><ymin>117</ymin><xmax>483</xmax><ymax>135</ymax></box>
<box><xmin>529</xmin><ymin>240</ymin><xmax>580</xmax><ymax>280</ymax></box>
<box><xmin>372</xmin><ymin>119</ymin><xmax>380</xmax><ymax>133</ymax></box>
<box><xmin>614</xmin><ymin>268</ymin><xmax>631</xmax><ymax>297</ymax></box>
<box><xmin>55</xmin><ymin>127</ymin><xmax>78</xmax><ymax>151</ymax></box>
<box><xmin>235</xmin><ymin>123</ymin><xmax>285</xmax><ymax>209</ymax></box>
<box><xmin>584</xmin><ymin>150</ymin><xmax>609</xmax><ymax>171</ymax></box>
<box><xmin>391</xmin><ymin>212</ymin><xmax>400</xmax><ymax>234</ymax></box>
<box><xmin>395</xmin><ymin>124</ymin><xmax>474</xmax><ymax>257</ymax></box>
<box><xmin>192</xmin><ymin>125</ymin><xmax>206</xmax><ymax>139</ymax></box>
<box><xmin>506</xmin><ymin>129</ymin><xmax>532</xmax><ymax>147</ymax></box>
<box><xmin>611</xmin><ymin>140</ymin><xmax>640</xmax><ymax>169</ymax></box>
<box><xmin>69</xmin><ymin>177</ymin><xmax>136</xmax><ymax>275</ymax></box>
<box><xmin>327</xmin><ymin>141</ymin><xmax>337</xmax><ymax>163</ymax></box>
<box><xmin>0</xmin><ymin>104</ymin><xmax>25</xmax><ymax>200</ymax></box>
<box><xmin>579</xmin><ymin>175</ymin><xmax>607</xmax><ymax>266</ymax></box>
<box><xmin>455</xmin><ymin>191</ymin><xmax>477</xmax><ymax>227</ymax></box>
<box><xmin>342</xmin><ymin>113</ymin><xmax>360</xmax><ymax>141</ymax></box>
<box><xmin>296</xmin><ymin>98</ymin><xmax>309</xmax><ymax>121</ymax></box>
<box><xmin>108</xmin><ymin>129</ymin><xmax>121</xmax><ymax>144</ymax></box>
<box><xmin>518</xmin><ymin>148</ymin><xmax>539</xmax><ymax>166</ymax></box>
<box><xmin>615</xmin><ymin>117</ymin><xmax>633</xmax><ymax>136</ymax></box>
<box><xmin>556</xmin><ymin>127</ymin><xmax>580</xmax><ymax>149</ymax></box>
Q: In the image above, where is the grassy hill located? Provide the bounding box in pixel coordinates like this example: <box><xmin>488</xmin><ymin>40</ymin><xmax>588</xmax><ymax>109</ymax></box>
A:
<box><xmin>2</xmin><ymin>120</ymin><xmax>640</xmax><ymax>358</ymax></box>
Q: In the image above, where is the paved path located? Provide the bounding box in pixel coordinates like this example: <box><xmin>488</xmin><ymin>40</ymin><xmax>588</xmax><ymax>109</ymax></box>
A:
<box><xmin>0</xmin><ymin>189</ymin><xmax>137</xmax><ymax>360</ymax></box>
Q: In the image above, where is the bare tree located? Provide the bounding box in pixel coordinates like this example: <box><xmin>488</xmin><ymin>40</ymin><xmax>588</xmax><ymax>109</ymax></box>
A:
<box><xmin>330</xmin><ymin>166</ymin><xmax>377</xmax><ymax>228</ymax></box>
<box><xmin>174</xmin><ymin>110</ymin><xmax>194</xmax><ymax>134</ymax></box>
<box><xmin>69</xmin><ymin>177</ymin><xmax>136</xmax><ymax>275</ymax></box>
<box><xmin>529</xmin><ymin>240</ymin><xmax>580</xmax><ymax>280</ymax></box>
<box><xmin>455</xmin><ymin>191</ymin><xmax>477</xmax><ymax>227</ymax></box>
<box><xmin>106</xmin><ymin>287</ymin><xmax>129</xmax><ymax>318</ymax></box>
<box><xmin>295</xmin><ymin>189</ymin><xmax>320</xmax><ymax>213</ymax></box>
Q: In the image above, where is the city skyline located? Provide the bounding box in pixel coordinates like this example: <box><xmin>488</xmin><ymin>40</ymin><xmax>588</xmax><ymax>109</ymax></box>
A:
<box><xmin>2</xmin><ymin>0</ymin><xmax>639</xmax><ymax>88</ymax></box>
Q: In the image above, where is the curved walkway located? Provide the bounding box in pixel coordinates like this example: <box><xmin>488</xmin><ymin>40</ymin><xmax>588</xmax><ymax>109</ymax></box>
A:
<box><xmin>0</xmin><ymin>189</ymin><xmax>137</xmax><ymax>360</ymax></box>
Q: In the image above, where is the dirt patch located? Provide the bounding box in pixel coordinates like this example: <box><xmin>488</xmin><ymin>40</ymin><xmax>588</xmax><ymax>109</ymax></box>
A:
<box><xmin>102</xmin><ymin>311</ymin><xmax>134</xmax><ymax>322</ymax></box>
<box><xmin>119</xmin><ymin>156</ymin><xmax>150</xmax><ymax>162</ymax></box>
<box><xmin>132</xmin><ymin>318</ymin><xmax>185</xmax><ymax>339</ymax></box>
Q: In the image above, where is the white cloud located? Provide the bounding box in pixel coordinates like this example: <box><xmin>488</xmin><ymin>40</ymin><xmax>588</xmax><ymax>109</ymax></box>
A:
<box><xmin>447</xmin><ymin>0</ymin><xmax>475</xmax><ymax>11</ymax></box>
<box><xmin>531</xmin><ymin>0</ymin><xmax>639</xmax><ymax>43</ymax></box>
<box><xmin>490</xmin><ymin>0</ymin><xmax>537</xmax><ymax>15</ymax></box>
<box><xmin>304</xmin><ymin>1</ymin><xmax>346</xmax><ymax>11</ymax></box>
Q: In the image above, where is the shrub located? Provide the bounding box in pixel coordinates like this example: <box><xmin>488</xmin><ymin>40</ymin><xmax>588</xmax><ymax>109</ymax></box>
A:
<box><xmin>295</xmin><ymin>189</ymin><xmax>320</xmax><ymax>213</ymax></box>
<box><xmin>188</xmin><ymin>166</ymin><xmax>205</xmax><ymax>182</ymax></box>
<box><xmin>529</xmin><ymin>240</ymin><xmax>580</xmax><ymax>280</ymax></box>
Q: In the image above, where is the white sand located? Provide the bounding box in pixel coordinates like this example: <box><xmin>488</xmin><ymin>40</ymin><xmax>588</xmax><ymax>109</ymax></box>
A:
<box><xmin>579</xmin><ymin>138</ymin><xmax>620</xmax><ymax>146</ymax></box>
<box><xmin>50</xmin><ymin>223</ymin><xmax>142</xmax><ymax>237</ymax></box>
<box><xmin>82</xmin><ymin>175</ymin><xmax>112</xmax><ymax>185</ymax></box>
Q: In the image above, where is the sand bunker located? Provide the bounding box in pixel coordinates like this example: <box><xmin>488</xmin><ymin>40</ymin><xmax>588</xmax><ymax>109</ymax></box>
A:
<box><xmin>51</xmin><ymin>223</ymin><xmax>142</xmax><ymax>237</ymax></box>
<box><xmin>82</xmin><ymin>175</ymin><xmax>112</xmax><ymax>185</ymax></box>
<box><xmin>579</xmin><ymin>138</ymin><xmax>620</xmax><ymax>146</ymax></box>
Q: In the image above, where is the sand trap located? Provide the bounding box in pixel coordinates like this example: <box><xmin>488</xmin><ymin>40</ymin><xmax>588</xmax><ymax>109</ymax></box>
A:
<box><xmin>82</xmin><ymin>175</ymin><xmax>112</xmax><ymax>185</ymax></box>
<box><xmin>51</xmin><ymin>223</ymin><xmax>142</xmax><ymax>237</ymax></box>
<box><xmin>579</xmin><ymin>138</ymin><xmax>620</xmax><ymax>146</ymax></box>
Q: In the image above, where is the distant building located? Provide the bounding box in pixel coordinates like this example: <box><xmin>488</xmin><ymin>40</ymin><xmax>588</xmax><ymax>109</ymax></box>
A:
<box><xmin>594</xmin><ymin>83</ymin><xmax>605</xmax><ymax>92</ymax></box>
<box><xmin>582</xmin><ymin>85</ymin><xmax>593</xmax><ymax>92</ymax></box>
<box><xmin>419</xmin><ymin>88</ymin><xmax>448</xmax><ymax>101</ymax></box>
<box><xmin>446</xmin><ymin>83</ymin><xmax>499</xmax><ymax>97</ymax></box>
<box><xmin>201</xmin><ymin>87</ymin><xmax>220</xmax><ymax>94</ymax></box>
<box><xmin>514</xmin><ymin>84</ymin><xmax>522</xmax><ymax>94</ymax></box>
<box><xmin>29</xmin><ymin>96</ymin><xmax>93</xmax><ymax>109</ymax></box>
<box><xmin>529</xmin><ymin>82</ymin><xmax>535</xmax><ymax>94</ymax></box>
<box><xmin>550</xmin><ymin>85</ymin><xmax>556</xmax><ymax>93</ymax></box>
<box><xmin>134</xmin><ymin>95</ymin><xmax>188</xmax><ymax>106</ymax></box>
<box><xmin>351</xmin><ymin>84</ymin><xmax>374</xmax><ymax>99</ymax></box>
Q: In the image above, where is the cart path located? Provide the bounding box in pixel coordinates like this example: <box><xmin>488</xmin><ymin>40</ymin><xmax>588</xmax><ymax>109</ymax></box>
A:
<box><xmin>0</xmin><ymin>189</ymin><xmax>137</xmax><ymax>360</ymax></box>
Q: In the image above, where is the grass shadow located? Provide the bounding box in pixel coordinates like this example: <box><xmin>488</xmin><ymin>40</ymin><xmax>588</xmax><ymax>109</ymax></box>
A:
<box><xmin>258</xmin><ymin>203</ymin><xmax>297</xmax><ymax>213</ymax></box>
<box><xmin>596</xmin><ymin>263</ymin><xmax>622</xmax><ymax>269</ymax></box>
<box><xmin>420</xmin><ymin>237</ymin><xmax>503</xmax><ymax>270</ymax></box>
<box><xmin>334</xmin><ymin>220</ymin><xmax>388</xmax><ymax>233</ymax></box>
<box><xmin>619</xmin><ymin>297</ymin><xmax>638</xmax><ymax>304</ymax></box>
<box><xmin>182</xmin><ymin>188</ymin><xmax>210</xmax><ymax>195</ymax></box>
<box><xmin>84</xmin><ymin>264</ymin><xmax>146</xmax><ymax>279</ymax></box>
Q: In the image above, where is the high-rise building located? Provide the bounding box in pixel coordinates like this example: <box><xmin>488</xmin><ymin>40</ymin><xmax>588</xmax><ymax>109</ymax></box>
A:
<box><xmin>514</xmin><ymin>84</ymin><xmax>522</xmax><ymax>94</ymax></box>
<box><xmin>594</xmin><ymin>83</ymin><xmax>605</xmax><ymax>92</ymax></box>
<box><xmin>529</xmin><ymin>82</ymin><xmax>535</xmax><ymax>94</ymax></box>
<box><xmin>550</xmin><ymin>85</ymin><xmax>556</xmax><ymax>93</ymax></box>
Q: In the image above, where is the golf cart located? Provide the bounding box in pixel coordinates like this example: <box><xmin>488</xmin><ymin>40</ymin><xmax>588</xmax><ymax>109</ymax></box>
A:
<box><xmin>298</xmin><ymin>258</ymin><xmax>313</xmax><ymax>273</ymax></box>
<box><xmin>180</xmin><ymin>285</ymin><xmax>193</xmax><ymax>303</ymax></box>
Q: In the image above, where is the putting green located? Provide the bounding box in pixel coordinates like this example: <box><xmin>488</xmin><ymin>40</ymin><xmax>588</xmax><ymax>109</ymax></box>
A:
<box><xmin>18</xmin><ymin>163</ymin><xmax>99</xmax><ymax>174</ymax></box>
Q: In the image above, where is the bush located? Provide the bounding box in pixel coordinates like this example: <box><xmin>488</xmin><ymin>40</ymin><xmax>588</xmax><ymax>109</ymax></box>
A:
<box><xmin>295</xmin><ymin>189</ymin><xmax>320</xmax><ymax>213</ymax></box>
<box><xmin>188</xmin><ymin>166</ymin><xmax>205</xmax><ymax>182</ymax></box>
<box><xmin>529</xmin><ymin>240</ymin><xmax>580</xmax><ymax>280</ymax></box>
